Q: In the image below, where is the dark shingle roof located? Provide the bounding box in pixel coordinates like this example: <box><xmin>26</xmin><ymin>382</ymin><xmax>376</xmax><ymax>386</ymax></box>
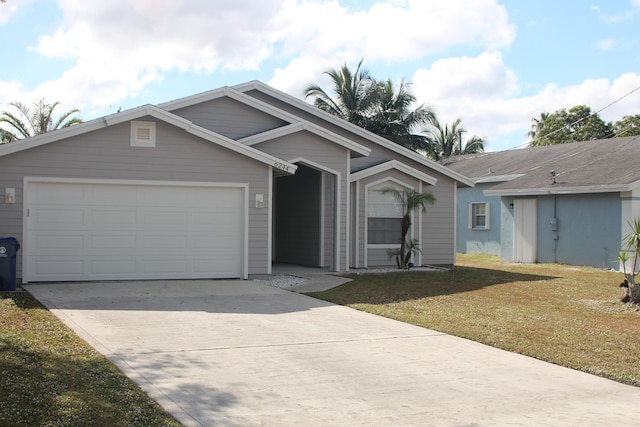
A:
<box><xmin>443</xmin><ymin>136</ymin><xmax>640</xmax><ymax>195</ymax></box>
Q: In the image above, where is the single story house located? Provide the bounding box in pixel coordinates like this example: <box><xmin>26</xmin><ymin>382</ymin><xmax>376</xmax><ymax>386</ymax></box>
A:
<box><xmin>444</xmin><ymin>136</ymin><xmax>640</xmax><ymax>270</ymax></box>
<box><xmin>0</xmin><ymin>81</ymin><xmax>473</xmax><ymax>284</ymax></box>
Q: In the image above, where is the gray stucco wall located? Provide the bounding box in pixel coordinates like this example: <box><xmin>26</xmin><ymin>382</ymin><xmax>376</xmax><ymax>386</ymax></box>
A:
<box><xmin>0</xmin><ymin>119</ymin><xmax>273</xmax><ymax>280</ymax></box>
<box><xmin>456</xmin><ymin>183</ymin><xmax>502</xmax><ymax>255</ymax></box>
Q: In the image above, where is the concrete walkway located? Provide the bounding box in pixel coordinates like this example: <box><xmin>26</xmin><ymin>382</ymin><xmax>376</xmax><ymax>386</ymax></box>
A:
<box><xmin>25</xmin><ymin>279</ymin><xmax>640</xmax><ymax>427</ymax></box>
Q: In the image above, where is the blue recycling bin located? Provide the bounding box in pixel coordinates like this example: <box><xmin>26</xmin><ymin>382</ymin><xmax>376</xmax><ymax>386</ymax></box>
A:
<box><xmin>0</xmin><ymin>237</ymin><xmax>20</xmax><ymax>291</ymax></box>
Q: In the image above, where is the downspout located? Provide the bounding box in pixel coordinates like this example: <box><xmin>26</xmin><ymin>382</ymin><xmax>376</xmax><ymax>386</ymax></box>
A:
<box><xmin>552</xmin><ymin>194</ymin><xmax>558</xmax><ymax>263</ymax></box>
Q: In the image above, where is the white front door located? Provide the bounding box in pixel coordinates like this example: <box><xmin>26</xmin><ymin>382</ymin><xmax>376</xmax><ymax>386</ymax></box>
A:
<box><xmin>513</xmin><ymin>199</ymin><xmax>537</xmax><ymax>263</ymax></box>
<box><xmin>25</xmin><ymin>180</ymin><xmax>245</xmax><ymax>282</ymax></box>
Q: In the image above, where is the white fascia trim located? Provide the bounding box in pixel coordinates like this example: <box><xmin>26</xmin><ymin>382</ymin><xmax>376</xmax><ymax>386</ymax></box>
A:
<box><xmin>345</xmin><ymin>152</ymin><xmax>351</xmax><ymax>271</ymax></box>
<box><xmin>484</xmin><ymin>183</ymin><xmax>631</xmax><ymax>197</ymax></box>
<box><xmin>627</xmin><ymin>179</ymin><xmax>640</xmax><ymax>192</ymax></box>
<box><xmin>185</xmin><ymin>122</ymin><xmax>297</xmax><ymax>175</ymax></box>
<box><xmin>350</xmin><ymin>160</ymin><xmax>438</xmax><ymax>186</ymax></box>
<box><xmin>286</xmin><ymin>157</ymin><xmax>340</xmax><ymax>176</ymax></box>
<box><xmin>0</xmin><ymin>118</ymin><xmax>105</xmax><ymax>158</ymax></box>
<box><xmin>234</xmin><ymin>80</ymin><xmax>475</xmax><ymax>187</ymax></box>
<box><xmin>239</xmin><ymin>122</ymin><xmax>371</xmax><ymax>157</ymax></box>
<box><xmin>0</xmin><ymin>105</ymin><xmax>176</xmax><ymax>158</ymax></box>
<box><xmin>23</xmin><ymin>176</ymin><xmax>252</xmax><ymax>188</ymax></box>
<box><xmin>0</xmin><ymin>102</ymin><xmax>297</xmax><ymax>176</ymax></box>
<box><xmin>239</xmin><ymin>123</ymin><xmax>305</xmax><ymax>145</ymax></box>
<box><xmin>474</xmin><ymin>174</ymin><xmax>524</xmax><ymax>184</ymax></box>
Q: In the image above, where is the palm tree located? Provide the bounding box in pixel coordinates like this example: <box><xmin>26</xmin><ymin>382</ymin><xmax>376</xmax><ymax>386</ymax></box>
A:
<box><xmin>527</xmin><ymin>112</ymin><xmax>550</xmax><ymax>141</ymax></box>
<box><xmin>381</xmin><ymin>188</ymin><xmax>436</xmax><ymax>269</ymax></box>
<box><xmin>422</xmin><ymin>117</ymin><xmax>485</xmax><ymax>161</ymax></box>
<box><xmin>304</xmin><ymin>59</ymin><xmax>378</xmax><ymax>128</ymax></box>
<box><xmin>304</xmin><ymin>60</ymin><xmax>434</xmax><ymax>151</ymax></box>
<box><xmin>365</xmin><ymin>78</ymin><xmax>436</xmax><ymax>150</ymax></box>
<box><xmin>0</xmin><ymin>98</ymin><xmax>82</xmax><ymax>143</ymax></box>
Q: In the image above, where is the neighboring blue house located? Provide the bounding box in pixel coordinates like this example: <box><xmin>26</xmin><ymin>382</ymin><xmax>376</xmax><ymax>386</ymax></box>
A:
<box><xmin>445</xmin><ymin>136</ymin><xmax>640</xmax><ymax>270</ymax></box>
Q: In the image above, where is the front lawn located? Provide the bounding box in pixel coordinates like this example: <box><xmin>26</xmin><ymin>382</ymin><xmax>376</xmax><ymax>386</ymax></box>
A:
<box><xmin>0</xmin><ymin>291</ymin><xmax>180</xmax><ymax>427</ymax></box>
<box><xmin>309</xmin><ymin>254</ymin><xmax>640</xmax><ymax>386</ymax></box>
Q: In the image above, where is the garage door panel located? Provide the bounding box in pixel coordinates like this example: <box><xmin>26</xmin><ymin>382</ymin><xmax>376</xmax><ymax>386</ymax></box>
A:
<box><xmin>91</xmin><ymin>210</ymin><xmax>138</xmax><ymax>225</ymax></box>
<box><xmin>142</xmin><ymin>235</ymin><xmax>188</xmax><ymax>250</ymax></box>
<box><xmin>36</xmin><ymin>209</ymin><xmax>84</xmax><ymax>225</ymax></box>
<box><xmin>34</xmin><ymin>234</ymin><xmax>85</xmax><ymax>250</ymax></box>
<box><xmin>142</xmin><ymin>260</ymin><xmax>188</xmax><ymax>274</ymax></box>
<box><xmin>26</xmin><ymin>181</ymin><xmax>245</xmax><ymax>282</ymax></box>
<box><xmin>144</xmin><ymin>211</ymin><xmax>188</xmax><ymax>225</ymax></box>
<box><xmin>35</xmin><ymin>260</ymin><xmax>84</xmax><ymax>276</ymax></box>
<box><xmin>90</xmin><ymin>260</ymin><xmax>138</xmax><ymax>275</ymax></box>
<box><xmin>90</xmin><ymin>185</ymin><xmax>138</xmax><ymax>204</ymax></box>
<box><xmin>34</xmin><ymin>183</ymin><xmax>84</xmax><ymax>204</ymax></box>
<box><xmin>90</xmin><ymin>235</ymin><xmax>137</xmax><ymax>250</ymax></box>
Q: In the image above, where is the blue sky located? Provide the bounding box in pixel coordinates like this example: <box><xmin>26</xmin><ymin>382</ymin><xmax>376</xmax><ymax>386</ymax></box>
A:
<box><xmin>1</xmin><ymin>0</ymin><xmax>639</xmax><ymax>151</ymax></box>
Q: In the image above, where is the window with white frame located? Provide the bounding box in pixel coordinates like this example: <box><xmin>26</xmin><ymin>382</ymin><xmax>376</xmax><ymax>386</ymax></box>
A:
<box><xmin>469</xmin><ymin>202</ymin><xmax>490</xmax><ymax>230</ymax></box>
<box><xmin>367</xmin><ymin>183</ymin><xmax>405</xmax><ymax>245</ymax></box>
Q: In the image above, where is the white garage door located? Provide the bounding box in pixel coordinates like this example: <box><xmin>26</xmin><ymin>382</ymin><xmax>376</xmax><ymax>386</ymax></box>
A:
<box><xmin>25</xmin><ymin>180</ymin><xmax>245</xmax><ymax>282</ymax></box>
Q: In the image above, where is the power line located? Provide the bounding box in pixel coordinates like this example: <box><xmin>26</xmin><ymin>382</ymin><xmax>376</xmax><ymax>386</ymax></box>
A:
<box><xmin>512</xmin><ymin>84</ymin><xmax>640</xmax><ymax>149</ymax></box>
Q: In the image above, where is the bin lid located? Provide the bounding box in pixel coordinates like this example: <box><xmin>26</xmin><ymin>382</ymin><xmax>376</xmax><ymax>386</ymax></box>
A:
<box><xmin>0</xmin><ymin>237</ymin><xmax>20</xmax><ymax>256</ymax></box>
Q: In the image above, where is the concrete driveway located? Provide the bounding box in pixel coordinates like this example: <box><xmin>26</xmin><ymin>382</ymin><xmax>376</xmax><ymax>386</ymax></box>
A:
<box><xmin>25</xmin><ymin>280</ymin><xmax>640</xmax><ymax>427</ymax></box>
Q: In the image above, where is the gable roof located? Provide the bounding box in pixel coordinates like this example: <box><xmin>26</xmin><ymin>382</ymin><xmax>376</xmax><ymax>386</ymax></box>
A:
<box><xmin>444</xmin><ymin>136</ymin><xmax>640</xmax><ymax>195</ymax></box>
<box><xmin>233</xmin><ymin>80</ymin><xmax>475</xmax><ymax>187</ymax></box>
<box><xmin>0</xmin><ymin>104</ymin><xmax>298</xmax><ymax>175</ymax></box>
<box><xmin>349</xmin><ymin>160</ymin><xmax>438</xmax><ymax>185</ymax></box>
<box><xmin>237</xmin><ymin>121</ymin><xmax>371</xmax><ymax>157</ymax></box>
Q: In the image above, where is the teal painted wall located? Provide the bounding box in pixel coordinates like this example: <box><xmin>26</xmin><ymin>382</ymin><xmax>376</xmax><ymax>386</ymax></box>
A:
<box><xmin>458</xmin><ymin>185</ymin><xmax>621</xmax><ymax>269</ymax></box>
<box><xmin>536</xmin><ymin>193</ymin><xmax>621</xmax><ymax>269</ymax></box>
<box><xmin>456</xmin><ymin>183</ymin><xmax>502</xmax><ymax>255</ymax></box>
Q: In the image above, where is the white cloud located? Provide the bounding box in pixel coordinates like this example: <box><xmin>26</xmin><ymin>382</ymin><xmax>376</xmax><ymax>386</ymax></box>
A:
<box><xmin>592</xmin><ymin>2</ymin><xmax>640</xmax><ymax>24</ymax></box>
<box><xmin>26</xmin><ymin>0</ymin><xmax>515</xmax><ymax>111</ymax></box>
<box><xmin>269</xmin><ymin>55</ymin><xmax>339</xmax><ymax>100</ymax></box>
<box><xmin>0</xmin><ymin>0</ymin><xmax>30</xmax><ymax>25</ymax></box>
<box><xmin>0</xmin><ymin>80</ymin><xmax>26</xmax><ymax>107</ymax></box>
<box><xmin>411</xmin><ymin>53</ymin><xmax>640</xmax><ymax>151</ymax></box>
<box><xmin>276</xmin><ymin>0</ymin><xmax>514</xmax><ymax>61</ymax></box>
<box><xmin>596</xmin><ymin>38</ymin><xmax>617</xmax><ymax>50</ymax></box>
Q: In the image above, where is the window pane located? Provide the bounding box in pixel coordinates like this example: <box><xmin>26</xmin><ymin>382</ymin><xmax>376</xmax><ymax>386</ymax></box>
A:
<box><xmin>472</xmin><ymin>203</ymin><xmax>487</xmax><ymax>229</ymax></box>
<box><xmin>368</xmin><ymin>190</ymin><xmax>403</xmax><ymax>218</ymax></box>
<box><xmin>368</xmin><ymin>217</ymin><xmax>402</xmax><ymax>244</ymax></box>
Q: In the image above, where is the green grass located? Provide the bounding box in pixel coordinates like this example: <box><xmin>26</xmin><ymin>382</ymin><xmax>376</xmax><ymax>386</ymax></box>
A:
<box><xmin>310</xmin><ymin>254</ymin><xmax>640</xmax><ymax>386</ymax></box>
<box><xmin>0</xmin><ymin>291</ymin><xmax>180</xmax><ymax>427</ymax></box>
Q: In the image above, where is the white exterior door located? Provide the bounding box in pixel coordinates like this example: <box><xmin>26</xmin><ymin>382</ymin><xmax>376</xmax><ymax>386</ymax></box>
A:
<box><xmin>513</xmin><ymin>199</ymin><xmax>537</xmax><ymax>263</ymax></box>
<box><xmin>24</xmin><ymin>180</ymin><xmax>245</xmax><ymax>282</ymax></box>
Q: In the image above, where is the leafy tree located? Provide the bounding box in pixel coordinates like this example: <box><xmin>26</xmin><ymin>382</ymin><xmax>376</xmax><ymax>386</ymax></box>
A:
<box><xmin>528</xmin><ymin>105</ymin><xmax>612</xmax><ymax>146</ymax></box>
<box><xmin>612</xmin><ymin>114</ymin><xmax>640</xmax><ymax>137</ymax></box>
<box><xmin>381</xmin><ymin>188</ymin><xmax>436</xmax><ymax>269</ymax></box>
<box><xmin>304</xmin><ymin>60</ymin><xmax>435</xmax><ymax>150</ymax></box>
<box><xmin>421</xmin><ymin>117</ymin><xmax>485</xmax><ymax>161</ymax></box>
<box><xmin>0</xmin><ymin>98</ymin><xmax>83</xmax><ymax>143</ymax></box>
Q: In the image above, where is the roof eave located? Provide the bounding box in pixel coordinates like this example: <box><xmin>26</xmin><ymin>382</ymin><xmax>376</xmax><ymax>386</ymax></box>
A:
<box><xmin>350</xmin><ymin>160</ymin><xmax>438</xmax><ymax>185</ymax></box>
<box><xmin>484</xmin><ymin>184</ymin><xmax>631</xmax><ymax>197</ymax></box>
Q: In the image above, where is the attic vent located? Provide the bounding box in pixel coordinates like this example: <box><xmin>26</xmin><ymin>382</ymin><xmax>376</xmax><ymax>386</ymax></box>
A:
<box><xmin>131</xmin><ymin>121</ymin><xmax>156</xmax><ymax>147</ymax></box>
